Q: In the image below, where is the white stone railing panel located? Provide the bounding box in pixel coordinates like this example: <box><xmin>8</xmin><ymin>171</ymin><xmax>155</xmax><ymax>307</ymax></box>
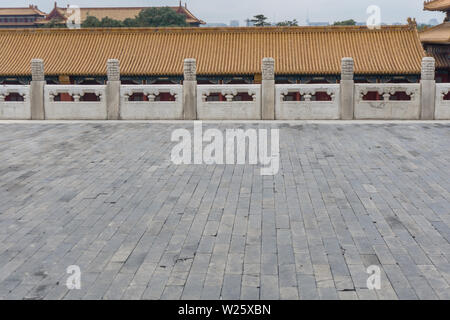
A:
<box><xmin>354</xmin><ymin>84</ymin><xmax>420</xmax><ymax>120</ymax></box>
<box><xmin>0</xmin><ymin>85</ymin><xmax>31</xmax><ymax>120</ymax></box>
<box><xmin>197</xmin><ymin>84</ymin><xmax>261</xmax><ymax>120</ymax></box>
<box><xmin>435</xmin><ymin>84</ymin><xmax>450</xmax><ymax>120</ymax></box>
<box><xmin>44</xmin><ymin>85</ymin><xmax>107</xmax><ymax>120</ymax></box>
<box><xmin>120</xmin><ymin>85</ymin><xmax>183</xmax><ymax>120</ymax></box>
<box><xmin>275</xmin><ymin>84</ymin><xmax>340</xmax><ymax>120</ymax></box>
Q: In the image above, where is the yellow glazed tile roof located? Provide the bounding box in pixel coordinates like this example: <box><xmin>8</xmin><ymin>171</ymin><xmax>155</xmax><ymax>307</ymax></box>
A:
<box><xmin>420</xmin><ymin>22</ymin><xmax>450</xmax><ymax>44</ymax></box>
<box><xmin>431</xmin><ymin>51</ymin><xmax>450</xmax><ymax>69</ymax></box>
<box><xmin>0</xmin><ymin>26</ymin><xmax>425</xmax><ymax>77</ymax></box>
<box><xmin>424</xmin><ymin>0</ymin><xmax>450</xmax><ymax>11</ymax></box>
<box><xmin>0</xmin><ymin>6</ymin><xmax>46</xmax><ymax>16</ymax></box>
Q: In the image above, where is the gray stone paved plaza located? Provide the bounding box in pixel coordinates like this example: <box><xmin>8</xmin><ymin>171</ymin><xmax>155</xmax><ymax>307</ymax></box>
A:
<box><xmin>0</xmin><ymin>121</ymin><xmax>449</xmax><ymax>300</ymax></box>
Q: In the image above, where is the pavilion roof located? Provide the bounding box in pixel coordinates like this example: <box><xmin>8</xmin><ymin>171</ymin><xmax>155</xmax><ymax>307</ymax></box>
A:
<box><xmin>42</xmin><ymin>5</ymin><xmax>205</xmax><ymax>25</ymax></box>
<box><xmin>0</xmin><ymin>6</ymin><xmax>46</xmax><ymax>16</ymax></box>
<box><xmin>420</xmin><ymin>22</ymin><xmax>450</xmax><ymax>44</ymax></box>
<box><xmin>0</xmin><ymin>26</ymin><xmax>425</xmax><ymax>77</ymax></box>
<box><xmin>424</xmin><ymin>0</ymin><xmax>450</xmax><ymax>11</ymax></box>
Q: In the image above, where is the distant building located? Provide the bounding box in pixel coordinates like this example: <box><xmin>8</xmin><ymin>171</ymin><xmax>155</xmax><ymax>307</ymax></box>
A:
<box><xmin>420</xmin><ymin>0</ymin><xmax>450</xmax><ymax>82</ymax></box>
<box><xmin>42</xmin><ymin>2</ymin><xmax>205</xmax><ymax>27</ymax></box>
<box><xmin>203</xmin><ymin>23</ymin><xmax>228</xmax><ymax>27</ymax></box>
<box><xmin>306</xmin><ymin>19</ymin><xmax>329</xmax><ymax>26</ymax></box>
<box><xmin>0</xmin><ymin>2</ymin><xmax>205</xmax><ymax>28</ymax></box>
<box><xmin>230</xmin><ymin>20</ymin><xmax>240</xmax><ymax>27</ymax></box>
<box><xmin>0</xmin><ymin>5</ymin><xmax>45</xmax><ymax>28</ymax></box>
<box><xmin>245</xmin><ymin>19</ymin><xmax>255</xmax><ymax>27</ymax></box>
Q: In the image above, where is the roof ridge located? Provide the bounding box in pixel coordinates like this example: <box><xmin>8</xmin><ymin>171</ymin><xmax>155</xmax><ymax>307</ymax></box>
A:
<box><xmin>424</xmin><ymin>0</ymin><xmax>447</xmax><ymax>4</ymax></box>
<box><xmin>57</xmin><ymin>6</ymin><xmax>199</xmax><ymax>11</ymax></box>
<box><xmin>420</xmin><ymin>21</ymin><xmax>450</xmax><ymax>32</ymax></box>
<box><xmin>0</xmin><ymin>25</ymin><xmax>415</xmax><ymax>34</ymax></box>
<box><xmin>0</xmin><ymin>6</ymin><xmax>46</xmax><ymax>15</ymax></box>
<box><xmin>424</xmin><ymin>0</ymin><xmax>450</xmax><ymax>10</ymax></box>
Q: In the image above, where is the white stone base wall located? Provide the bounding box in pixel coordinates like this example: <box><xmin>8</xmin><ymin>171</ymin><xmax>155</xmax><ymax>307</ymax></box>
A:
<box><xmin>0</xmin><ymin>86</ymin><xmax>31</xmax><ymax>120</ymax></box>
<box><xmin>0</xmin><ymin>101</ymin><xmax>31</xmax><ymax>120</ymax></box>
<box><xmin>1</xmin><ymin>80</ymin><xmax>448</xmax><ymax>121</ymax></box>
<box><xmin>44</xmin><ymin>85</ymin><xmax>107</xmax><ymax>120</ymax></box>
<box><xmin>45</xmin><ymin>102</ymin><xmax>107</xmax><ymax>120</ymax></box>
<box><xmin>197</xmin><ymin>85</ymin><xmax>261</xmax><ymax>120</ymax></box>
<box><xmin>275</xmin><ymin>84</ymin><xmax>340</xmax><ymax>120</ymax></box>
<box><xmin>120</xmin><ymin>85</ymin><xmax>183</xmax><ymax>120</ymax></box>
<box><xmin>354</xmin><ymin>84</ymin><xmax>421</xmax><ymax>120</ymax></box>
<box><xmin>435</xmin><ymin>84</ymin><xmax>450</xmax><ymax>120</ymax></box>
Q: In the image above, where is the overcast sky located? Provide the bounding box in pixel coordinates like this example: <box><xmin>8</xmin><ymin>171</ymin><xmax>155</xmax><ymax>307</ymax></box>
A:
<box><xmin>4</xmin><ymin>0</ymin><xmax>446</xmax><ymax>25</ymax></box>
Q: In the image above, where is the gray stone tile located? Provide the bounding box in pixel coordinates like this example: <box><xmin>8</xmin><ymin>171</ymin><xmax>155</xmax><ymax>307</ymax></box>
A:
<box><xmin>0</xmin><ymin>122</ymin><xmax>449</xmax><ymax>300</ymax></box>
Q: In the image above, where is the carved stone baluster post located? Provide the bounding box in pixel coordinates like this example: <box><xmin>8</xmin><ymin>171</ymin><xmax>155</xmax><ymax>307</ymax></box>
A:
<box><xmin>420</xmin><ymin>57</ymin><xmax>436</xmax><ymax>120</ymax></box>
<box><xmin>261</xmin><ymin>58</ymin><xmax>275</xmax><ymax>120</ymax></box>
<box><xmin>183</xmin><ymin>58</ymin><xmax>197</xmax><ymax>120</ymax></box>
<box><xmin>106</xmin><ymin>59</ymin><xmax>121</xmax><ymax>120</ymax></box>
<box><xmin>340</xmin><ymin>57</ymin><xmax>355</xmax><ymax>120</ymax></box>
<box><xmin>30</xmin><ymin>59</ymin><xmax>45</xmax><ymax>120</ymax></box>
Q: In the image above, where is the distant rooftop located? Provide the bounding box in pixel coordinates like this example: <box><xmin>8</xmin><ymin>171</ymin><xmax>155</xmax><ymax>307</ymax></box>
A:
<box><xmin>42</xmin><ymin>2</ymin><xmax>205</xmax><ymax>26</ymax></box>
<box><xmin>424</xmin><ymin>0</ymin><xmax>450</xmax><ymax>11</ymax></box>
<box><xmin>0</xmin><ymin>5</ymin><xmax>46</xmax><ymax>16</ymax></box>
<box><xmin>420</xmin><ymin>21</ymin><xmax>450</xmax><ymax>44</ymax></box>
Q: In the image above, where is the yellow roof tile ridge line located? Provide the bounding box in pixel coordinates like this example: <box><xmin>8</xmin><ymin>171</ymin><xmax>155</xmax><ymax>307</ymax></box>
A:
<box><xmin>0</xmin><ymin>24</ymin><xmax>416</xmax><ymax>35</ymax></box>
<box><xmin>424</xmin><ymin>0</ymin><xmax>449</xmax><ymax>5</ymax></box>
<box><xmin>419</xmin><ymin>21</ymin><xmax>450</xmax><ymax>32</ymax></box>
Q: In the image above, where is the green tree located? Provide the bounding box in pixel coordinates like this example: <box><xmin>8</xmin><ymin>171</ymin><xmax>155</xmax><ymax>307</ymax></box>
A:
<box><xmin>251</xmin><ymin>14</ymin><xmax>271</xmax><ymax>27</ymax></box>
<box><xmin>99</xmin><ymin>17</ymin><xmax>124</xmax><ymax>27</ymax></box>
<box><xmin>39</xmin><ymin>19</ymin><xmax>67</xmax><ymax>28</ymax></box>
<box><xmin>123</xmin><ymin>18</ymin><xmax>138</xmax><ymax>27</ymax></box>
<box><xmin>277</xmin><ymin>19</ymin><xmax>298</xmax><ymax>26</ymax></box>
<box><xmin>134</xmin><ymin>7</ymin><xmax>187</xmax><ymax>27</ymax></box>
<box><xmin>333</xmin><ymin>19</ymin><xmax>357</xmax><ymax>26</ymax></box>
<box><xmin>81</xmin><ymin>16</ymin><xmax>103</xmax><ymax>28</ymax></box>
<box><xmin>81</xmin><ymin>16</ymin><xmax>124</xmax><ymax>27</ymax></box>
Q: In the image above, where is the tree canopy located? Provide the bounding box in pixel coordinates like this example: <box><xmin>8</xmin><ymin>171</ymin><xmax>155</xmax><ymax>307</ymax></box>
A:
<box><xmin>40</xmin><ymin>19</ymin><xmax>67</xmax><ymax>28</ymax></box>
<box><xmin>250</xmin><ymin>14</ymin><xmax>271</xmax><ymax>27</ymax></box>
<box><xmin>276</xmin><ymin>19</ymin><xmax>299</xmax><ymax>27</ymax></box>
<box><xmin>333</xmin><ymin>19</ymin><xmax>357</xmax><ymax>26</ymax></box>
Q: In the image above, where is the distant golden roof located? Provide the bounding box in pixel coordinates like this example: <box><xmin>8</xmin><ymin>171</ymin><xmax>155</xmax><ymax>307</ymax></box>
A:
<box><xmin>420</xmin><ymin>22</ymin><xmax>450</xmax><ymax>44</ymax></box>
<box><xmin>424</xmin><ymin>0</ymin><xmax>450</xmax><ymax>11</ymax></box>
<box><xmin>44</xmin><ymin>5</ymin><xmax>205</xmax><ymax>25</ymax></box>
<box><xmin>0</xmin><ymin>6</ymin><xmax>46</xmax><ymax>16</ymax></box>
<box><xmin>0</xmin><ymin>26</ymin><xmax>425</xmax><ymax>77</ymax></box>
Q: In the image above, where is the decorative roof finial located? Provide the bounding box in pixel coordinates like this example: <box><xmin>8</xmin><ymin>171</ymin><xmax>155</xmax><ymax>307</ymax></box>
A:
<box><xmin>407</xmin><ymin>17</ymin><xmax>417</xmax><ymax>29</ymax></box>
